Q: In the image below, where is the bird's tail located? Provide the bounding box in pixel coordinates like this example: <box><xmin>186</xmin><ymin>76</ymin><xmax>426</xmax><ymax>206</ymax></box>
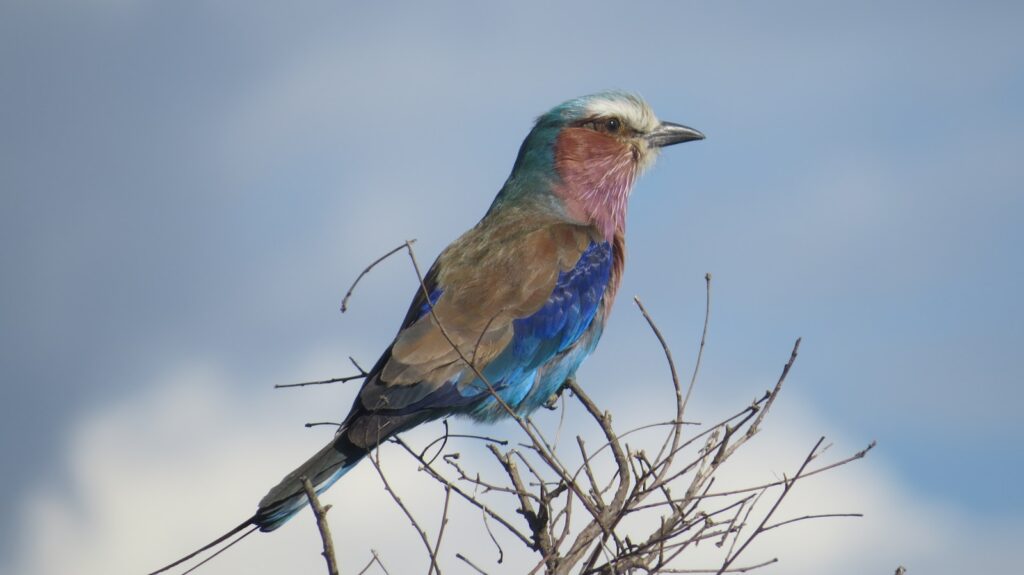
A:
<box><xmin>253</xmin><ymin>432</ymin><xmax>368</xmax><ymax>531</ymax></box>
<box><xmin>145</xmin><ymin>433</ymin><xmax>366</xmax><ymax>574</ymax></box>
<box><xmin>146</xmin><ymin>516</ymin><xmax>258</xmax><ymax>575</ymax></box>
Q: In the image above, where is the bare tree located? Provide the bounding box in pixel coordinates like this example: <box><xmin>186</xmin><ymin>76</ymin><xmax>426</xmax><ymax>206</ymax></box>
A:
<box><xmin>285</xmin><ymin>243</ymin><xmax>876</xmax><ymax>575</ymax></box>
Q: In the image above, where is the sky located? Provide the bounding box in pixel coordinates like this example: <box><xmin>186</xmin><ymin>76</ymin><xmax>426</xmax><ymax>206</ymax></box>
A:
<box><xmin>1</xmin><ymin>1</ymin><xmax>1022</xmax><ymax>574</ymax></box>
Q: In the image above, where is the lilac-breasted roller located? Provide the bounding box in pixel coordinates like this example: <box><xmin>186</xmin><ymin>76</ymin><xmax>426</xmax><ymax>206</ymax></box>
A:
<box><xmin>149</xmin><ymin>91</ymin><xmax>702</xmax><ymax>574</ymax></box>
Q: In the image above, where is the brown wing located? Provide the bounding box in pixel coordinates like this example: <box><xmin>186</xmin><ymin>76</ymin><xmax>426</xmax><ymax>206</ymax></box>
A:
<box><xmin>355</xmin><ymin>218</ymin><xmax>598</xmax><ymax>413</ymax></box>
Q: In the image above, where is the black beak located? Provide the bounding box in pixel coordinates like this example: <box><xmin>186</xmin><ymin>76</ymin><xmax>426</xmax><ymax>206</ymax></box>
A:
<box><xmin>646</xmin><ymin>122</ymin><xmax>705</xmax><ymax>148</ymax></box>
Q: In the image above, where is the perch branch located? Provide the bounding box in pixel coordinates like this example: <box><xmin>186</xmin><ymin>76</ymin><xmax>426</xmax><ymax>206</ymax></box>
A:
<box><xmin>301</xmin><ymin>476</ymin><xmax>339</xmax><ymax>575</ymax></box>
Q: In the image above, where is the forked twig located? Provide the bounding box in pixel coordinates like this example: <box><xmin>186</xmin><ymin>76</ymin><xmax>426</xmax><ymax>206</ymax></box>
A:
<box><xmin>341</xmin><ymin>240</ymin><xmax>417</xmax><ymax>312</ymax></box>
<box><xmin>277</xmin><ymin>357</ymin><xmax>368</xmax><ymax>389</ymax></box>
<box><xmin>356</xmin><ymin>550</ymin><xmax>392</xmax><ymax>575</ymax></box>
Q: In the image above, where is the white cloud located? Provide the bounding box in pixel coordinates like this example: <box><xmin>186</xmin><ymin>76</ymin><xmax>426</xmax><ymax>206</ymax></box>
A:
<box><xmin>6</xmin><ymin>355</ymin><xmax>1019</xmax><ymax>575</ymax></box>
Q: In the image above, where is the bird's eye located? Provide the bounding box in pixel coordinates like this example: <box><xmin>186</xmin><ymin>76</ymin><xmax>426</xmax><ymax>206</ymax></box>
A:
<box><xmin>605</xmin><ymin>118</ymin><xmax>621</xmax><ymax>133</ymax></box>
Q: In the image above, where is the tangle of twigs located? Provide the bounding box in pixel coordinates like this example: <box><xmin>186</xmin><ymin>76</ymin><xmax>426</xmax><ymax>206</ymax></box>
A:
<box><xmin>281</xmin><ymin>242</ymin><xmax>876</xmax><ymax>574</ymax></box>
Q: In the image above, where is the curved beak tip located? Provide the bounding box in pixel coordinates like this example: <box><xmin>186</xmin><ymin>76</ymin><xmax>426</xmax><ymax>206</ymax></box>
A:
<box><xmin>647</xmin><ymin>122</ymin><xmax>705</xmax><ymax>148</ymax></box>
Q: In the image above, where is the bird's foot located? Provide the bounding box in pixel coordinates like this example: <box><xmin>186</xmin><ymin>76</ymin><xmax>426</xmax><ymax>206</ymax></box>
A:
<box><xmin>543</xmin><ymin>376</ymin><xmax>576</xmax><ymax>410</ymax></box>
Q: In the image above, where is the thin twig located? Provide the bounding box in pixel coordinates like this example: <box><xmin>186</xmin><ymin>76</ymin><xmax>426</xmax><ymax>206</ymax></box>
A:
<box><xmin>392</xmin><ymin>437</ymin><xmax>533</xmax><ymax>548</ymax></box>
<box><xmin>761</xmin><ymin>512</ymin><xmax>863</xmax><ymax>533</ymax></box>
<box><xmin>717</xmin><ymin>437</ymin><xmax>826</xmax><ymax>574</ymax></box>
<box><xmin>301</xmin><ymin>476</ymin><xmax>339</xmax><ymax>575</ymax></box>
<box><xmin>428</xmin><ymin>487</ymin><xmax>453</xmax><ymax>575</ymax></box>
<box><xmin>747</xmin><ymin>338</ymin><xmax>801</xmax><ymax>438</ymax></box>
<box><xmin>416</xmin><ymin>426</ymin><xmax>509</xmax><ymax>462</ymax></box>
<box><xmin>662</xmin><ymin>558</ymin><xmax>779</xmax><ymax>573</ymax></box>
<box><xmin>455</xmin><ymin>553</ymin><xmax>490</xmax><ymax>575</ymax></box>
<box><xmin>277</xmin><ymin>357</ymin><xmax>369</xmax><ymax>389</ymax></box>
<box><xmin>341</xmin><ymin>240</ymin><xmax>417</xmax><ymax>312</ymax></box>
<box><xmin>356</xmin><ymin>549</ymin><xmax>392</xmax><ymax>575</ymax></box>
<box><xmin>365</xmin><ymin>449</ymin><xmax>439</xmax><ymax>573</ymax></box>
<box><xmin>723</xmin><ymin>490</ymin><xmax>764</xmax><ymax>565</ymax></box>
<box><xmin>701</xmin><ymin>441</ymin><xmax>876</xmax><ymax>499</ymax></box>
<box><xmin>276</xmin><ymin>373</ymin><xmax>365</xmax><ymax>389</ymax></box>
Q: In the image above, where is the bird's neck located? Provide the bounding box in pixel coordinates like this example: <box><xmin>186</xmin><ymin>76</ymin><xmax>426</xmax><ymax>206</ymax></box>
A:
<box><xmin>552</xmin><ymin>128</ymin><xmax>638</xmax><ymax>242</ymax></box>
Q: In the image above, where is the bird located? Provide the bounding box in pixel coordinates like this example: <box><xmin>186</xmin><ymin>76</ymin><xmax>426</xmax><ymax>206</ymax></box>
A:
<box><xmin>148</xmin><ymin>91</ymin><xmax>703</xmax><ymax>574</ymax></box>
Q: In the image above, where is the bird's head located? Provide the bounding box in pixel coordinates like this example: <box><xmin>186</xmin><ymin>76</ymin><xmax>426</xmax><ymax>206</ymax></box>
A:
<box><xmin>498</xmin><ymin>91</ymin><xmax>703</xmax><ymax>240</ymax></box>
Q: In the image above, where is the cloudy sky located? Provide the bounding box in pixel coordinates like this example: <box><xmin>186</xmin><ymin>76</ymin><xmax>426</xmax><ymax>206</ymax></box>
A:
<box><xmin>2</xmin><ymin>1</ymin><xmax>1021</xmax><ymax>574</ymax></box>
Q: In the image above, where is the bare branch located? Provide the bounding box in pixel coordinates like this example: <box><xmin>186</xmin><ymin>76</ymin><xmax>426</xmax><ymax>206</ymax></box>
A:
<box><xmin>428</xmin><ymin>487</ymin><xmax>453</xmax><ymax>575</ymax></box>
<box><xmin>662</xmin><ymin>558</ymin><xmax>779</xmax><ymax>573</ymax></box>
<box><xmin>341</xmin><ymin>240</ymin><xmax>417</xmax><ymax>312</ymax></box>
<box><xmin>392</xmin><ymin>438</ymin><xmax>534</xmax><ymax>548</ymax></box>
<box><xmin>304</xmin><ymin>244</ymin><xmax>873</xmax><ymax>575</ymax></box>
<box><xmin>365</xmin><ymin>448</ymin><xmax>440</xmax><ymax>574</ymax></box>
<box><xmin>455</xmin><ymin>553</ymin><xmax>490</xmax><ymax>575</ymax></box>
<box><xmin>356</xmin><ymin>550</ymin><xmax>391</xmax><ymax>575</ymax></box>
<box><xmin>304</xmin><ymin>421</ymin><xmax>341</xmax><ymax>428</ymax></box>
<box><xmin>761</xmin><ymin>512</ymin><xmax>864</xmax><ymax>533</ymax></box>
<box><xmin>277</xmin><ymin>357</ymin><xmax>369</xmax><ymax>389</ymax></box>
<box><xmin>300</xmin><ymin>476</ymin><xmax>339</xmax><ymax>575</ymax></box>
<box><xmin>701</xmin><ymin>441</ymin><xmax>877</xmax><ymax>499</ymax></box>
<box><xmin>717</xmin><ymin>436</ymin><xmax>825</xmax><ymax>574</ymax></box>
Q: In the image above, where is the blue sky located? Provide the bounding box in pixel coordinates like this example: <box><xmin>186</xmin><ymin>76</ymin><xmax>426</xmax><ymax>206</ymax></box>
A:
<box><xmin>2</xmin><ymin>1</ymin><xmax>1022</xmax><ymax>573</ymax></box>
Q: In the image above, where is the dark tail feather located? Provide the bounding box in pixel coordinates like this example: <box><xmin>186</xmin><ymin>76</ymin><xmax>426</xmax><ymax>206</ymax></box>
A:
<box><xmin>146</xmin><ymin>515</ymin><xmax>256</xmax><ymax>575</ymax></box>
<box><xmin>253</xmin><ymin>433</ymin><xmax>368</xmax><ymax>531</ymax></box>
<box><xmin>146</xmin><ymin>425</ymin><xmax>372</xmax><ymax>573</ymax></box>
<box><xmin>180</xmin><ymin>524</ymin><xmax>259</xmax><ymax>575</ymax></box>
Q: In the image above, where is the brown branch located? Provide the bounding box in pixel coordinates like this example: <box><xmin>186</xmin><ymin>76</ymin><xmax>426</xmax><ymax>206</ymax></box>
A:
<box><xmin>577</xmin><ymin>436</ymin><xmax>605</xmax><ymax>507</ymax></box>
<box><xmin>562</xmin><ymin>379</ymin><xmax>631</xmax><ymax>573</ymax></box>
<box><xmin>488</xmin><ymin>444</ymin><xmax>552</xmax><ymax>556</ymax></box>
<box><xmin>341</xmin><ymin>240</ymin><xmax>417</xmax><ymax>312</ymax></box>
<box><xmin>301</xmin><ymin>476</ymin><xmax>339</xmax><ymax>575</ymax></box>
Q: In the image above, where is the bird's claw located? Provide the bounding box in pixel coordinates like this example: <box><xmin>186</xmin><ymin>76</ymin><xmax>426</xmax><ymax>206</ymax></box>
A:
<box><xmin>543</xmin><ymin>376</ymin><xmax>576</xmax><ymax>410</ymax></box>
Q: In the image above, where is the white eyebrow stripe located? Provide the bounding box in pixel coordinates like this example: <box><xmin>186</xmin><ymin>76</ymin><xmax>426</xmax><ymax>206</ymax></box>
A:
<box><xmin>585</xmin><ymin>96</ymin><xmax>660</xmax><ymax>133</ymax></box>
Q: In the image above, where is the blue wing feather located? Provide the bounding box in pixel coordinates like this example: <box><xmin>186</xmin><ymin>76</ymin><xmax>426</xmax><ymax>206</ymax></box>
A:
<box><xmin>396</xmin><ymin>240</ymin><xmax>613</xmax><ymax>419</ymax></box>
